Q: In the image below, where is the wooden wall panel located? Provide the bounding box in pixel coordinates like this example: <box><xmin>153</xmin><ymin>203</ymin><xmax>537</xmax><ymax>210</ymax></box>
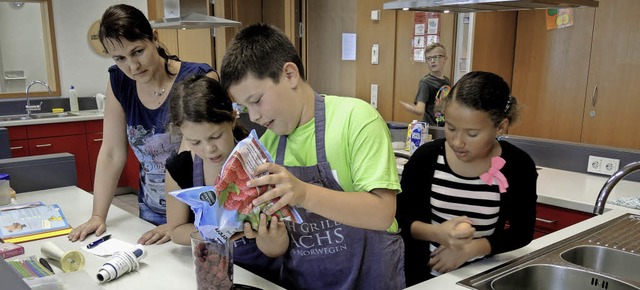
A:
<box><xmin>509</xmin><ymin>9</ymin><xmax>594</xmax><ymax>141</ymax></box>
<box><xmin>157</xmin><ymin>29</ymin><xmax>179</xmax><ymax>56</ymax></box>
<box><xmin>355</xmin><ymin>0</ymin><xmax>397</xmax><ymax>121</ymax></box>
<box><xmin>306</xmin><ymin>0</ymin><xmax>356</xmax><ymax>97</ymax></box>
<box><xmin>263</xmin><ymin>0</ymin><xmax>285</xmax><ymax>31</ymax></box>
<box><xmin>234</xmin><ymin>0</ymin><xmax>263</xmax><ymax>27</ymax></box>
<box><xmin>177</xmin><ymin>29</ymin><xmax>214</xmax><ymax>66</ymax></box>
<box><xmin>581</xmin><ymin>0</ymin><xmax>640</xmax><ymax>149</ymax></box>
<box><xmin>471</xmin><ymin>11</ymin><xmax>517</xmax><ymax>87</ymax></box>
<box><xmin>392</xmin><ymin>11</ymin><xmax>455</xmax><ymax>123</ymax></box>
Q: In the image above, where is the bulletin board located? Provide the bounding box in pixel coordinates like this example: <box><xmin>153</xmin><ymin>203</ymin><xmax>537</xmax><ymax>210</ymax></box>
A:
<box><xmin>412</xmin><ymin>12</ymin><xmax>441</xmax><ymax>62</ymax></box>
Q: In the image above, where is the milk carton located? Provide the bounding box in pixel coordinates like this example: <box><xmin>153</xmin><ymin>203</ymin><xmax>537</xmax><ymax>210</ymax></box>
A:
<box><xmin>405</xmin><ymin>121</ymin><xmax>429</xmax><ymax>154</ymax></box>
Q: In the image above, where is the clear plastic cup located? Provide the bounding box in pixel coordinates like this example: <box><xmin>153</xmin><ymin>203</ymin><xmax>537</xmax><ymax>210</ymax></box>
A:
<box><xmin>190</xmin><ymin>232</ymin><xmax>234</xmax><ymax>290</ymax></box>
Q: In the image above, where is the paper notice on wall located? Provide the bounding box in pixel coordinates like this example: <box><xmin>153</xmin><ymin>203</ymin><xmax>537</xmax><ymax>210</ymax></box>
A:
<box><xmin>342</xmin><ymin>33</ymin><xmax>356</xmax><ymax>61</ymax></box>
<box><xmin>546</xmin><ymin>8</ymin><xmax>574</xmax><ymax>30</ymax></box>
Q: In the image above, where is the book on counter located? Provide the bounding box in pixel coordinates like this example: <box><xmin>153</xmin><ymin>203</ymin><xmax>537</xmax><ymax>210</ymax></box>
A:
<box><xmin>0</xmin><ymin>202</ymin><xmax>72</xmax><ymax>244</ymax></box>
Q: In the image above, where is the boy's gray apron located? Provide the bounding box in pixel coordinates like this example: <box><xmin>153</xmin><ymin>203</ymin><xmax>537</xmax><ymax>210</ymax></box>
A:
<box><xmin>193</xmin><ymin>155</ymin><xmax>282</xmax><ymax>284</ymax></box>
<box><xmin>275</xmin><ymin>94</ymin><xmax>405</xmax><ymax>290</ymax></box>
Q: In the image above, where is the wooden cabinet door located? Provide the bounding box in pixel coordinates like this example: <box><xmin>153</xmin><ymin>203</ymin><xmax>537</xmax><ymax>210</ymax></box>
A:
<box><xmin>28</xmin><ymin>134</ymin><xmax>91</xmax><ymax>191</ymax></box>
<box><xmin>509</xmin><ymin>8</ymin><xmax>595</xmax><ymax>142</ymax></box>
<box><xmin>580</xmin><ymin>0</ymin><xmax>640</xmax><ymax>149</ymax></box>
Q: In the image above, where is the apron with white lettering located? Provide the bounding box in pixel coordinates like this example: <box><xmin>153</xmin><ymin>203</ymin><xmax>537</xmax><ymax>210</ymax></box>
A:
<box><xmin>275</xmin><ymin>94</ymin><xmax>405</xmax><ymax>290</ymax></box>
<box><xmin>193</xmin><ymin>156</ymin><xmax>282</xmax><ymax>283</ymax></box>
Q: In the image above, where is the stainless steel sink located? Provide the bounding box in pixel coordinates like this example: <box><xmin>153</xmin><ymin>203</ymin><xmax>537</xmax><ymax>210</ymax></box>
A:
<box><xmin>561</xmin><ymin>245</ymin><xmax>640</xmax><ymax>280</ymax></box>
<box><xmin>0</xmin><ymin>112</ymin><xmax>78</xmax><ymax>122</ymax></box>
<box><xmin>491</xmin><ymin>264</ymin><xmax>639</xmax><ymax>290</ymax></box>
<box><xmin>458</xmin><ymin>214</ymin><xmax>640</xmax><ymax>290</ymax></box>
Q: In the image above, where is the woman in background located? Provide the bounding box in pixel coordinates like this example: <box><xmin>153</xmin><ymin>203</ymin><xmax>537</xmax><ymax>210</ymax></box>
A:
<box><xmin>68</xmin><ymin>4</ymin><xmax>217</xmax><ymax>245</ymax></box>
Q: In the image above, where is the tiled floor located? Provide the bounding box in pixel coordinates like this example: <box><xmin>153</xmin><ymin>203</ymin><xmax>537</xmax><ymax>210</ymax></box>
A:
<box><xmin>112</xmin><ymin>193</ymin><xmax>139</xmax><ymax>216</ymax></box>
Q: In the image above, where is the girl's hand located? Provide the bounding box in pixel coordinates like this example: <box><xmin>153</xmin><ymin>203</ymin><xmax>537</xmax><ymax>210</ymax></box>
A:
<box><xmin>243</xmin><ymin>214</ymin><xmax>288</xmax><ymax>257</ymax></box>
<box><xmin>247</xmin><ymin>163</ymin><xmax>309</xmax><ymax>215</ymax></box>
<box><xmin>436</xmin><ymin>216</ymin><xmax>475</xmax><ymax>249</ymax></box>
<box><xmin>428</xmin><ymin>245</ymin><xmax>469</xmax><ymax>274</ymax></box>
<box><xmin>138</xmin><ymin>223</ymin><xmax>173</xmax><ymax>245</ymax></box>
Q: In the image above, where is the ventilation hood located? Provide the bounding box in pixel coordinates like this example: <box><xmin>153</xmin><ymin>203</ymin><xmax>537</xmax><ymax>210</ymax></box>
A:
<box><xmin>150</xmin><ymin>0</ymin><xmax>240</xmax><ymax>29</ymax></box>
<box><xmin>383</xmin><ymin>0</ymin><xmax>599</xmax><ymax>13</ymax></box>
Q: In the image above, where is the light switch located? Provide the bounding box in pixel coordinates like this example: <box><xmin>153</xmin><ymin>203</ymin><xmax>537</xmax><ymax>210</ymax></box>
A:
<box><xmin>371</xmin><ymin>84</ymin><xmax>378</xmax><ymax>109</ymax></box>
<box><xmin>371</xmin><ymin>10</ymin><xmax>381</xmax><ymax>21</ymax></box>
<box><xmin>372</xmin><ymin>44</ymin><xmax>379</xmax><ymax>65</ymax></box>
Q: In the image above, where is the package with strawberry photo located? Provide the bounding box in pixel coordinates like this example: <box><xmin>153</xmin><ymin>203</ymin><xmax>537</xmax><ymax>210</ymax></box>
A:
<box><xmin>169</xmin><ymin>130</ymin><xmax>303</xmax><ymax>243</ymax></box>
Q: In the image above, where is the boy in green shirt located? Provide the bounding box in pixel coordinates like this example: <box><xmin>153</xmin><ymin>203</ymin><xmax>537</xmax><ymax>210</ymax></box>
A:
<box><xmin>220</xmin><ymin>23</ymin><xmax>405</xmax><ymax>289</ymax></box>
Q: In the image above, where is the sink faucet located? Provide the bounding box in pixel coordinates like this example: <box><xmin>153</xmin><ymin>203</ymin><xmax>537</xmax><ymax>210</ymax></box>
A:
<box><xmin>593</xmin><ymin>161</ymin><xmax>640</xmax><ymax>215</ymax></box>
<box><xmin>25</xmin><ymin>80</ymin><xmax>51</xmax><ymax>118</ymax></box>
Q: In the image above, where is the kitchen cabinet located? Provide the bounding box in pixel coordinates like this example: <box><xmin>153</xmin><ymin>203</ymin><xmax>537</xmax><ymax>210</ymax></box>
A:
<box><xmin>85</xmin><ymin>120</ymin><xmax>140</xmax><ymax>191</ymax></box>
<box><xmin>510</xmin><ymin>0</ymin><xmax>640</xmax><ymax>150</ymax></box>
<box><xmin>7</xmin><ymin>126</ymin><xmax>28</xmax><ymax>157</ymax></box>
<box><xmin>5</xmin><ymin>120</ymin><xmax>140</xmax><ymax>193</ymax></box>
<box><xmin>534</xmin><ymin>203</ymin><xmax>594</xmax><ymax>239</ymax></box>
<box><xmin>11</xmin><ymin>122</ymin><xmax>93</xmax><ymax>191</ymax></box>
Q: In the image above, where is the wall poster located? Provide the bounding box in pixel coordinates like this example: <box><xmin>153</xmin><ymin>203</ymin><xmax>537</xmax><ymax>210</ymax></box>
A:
<box><xmin>546</xmin><ymin>8</ymin><xmax>574</xmax><ymax>30</ymax></box>
<box><xmin>412</xmin><ymin>12</ymin><xmax>441</xmax><ymax>62</ymax></box>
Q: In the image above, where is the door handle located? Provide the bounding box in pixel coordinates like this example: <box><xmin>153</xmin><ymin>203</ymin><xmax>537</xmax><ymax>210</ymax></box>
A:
<box><xmin>93</xmin><ymin>138</ymin><xmax>103</xmax><ymax>142</ymax></box>
<box><xmin>591</xmin><ymin>85</ymin><xmax>598</xmax><ymax>107</ymax></box>
<box><xmin>10</xmin><ymin>146</ymin><xmax>23</xmax><ymax>150</ymax></box>
<box><xmin>35</xmin><ymin>143</ymin><xmax>52</xmax><ymax>148</ymax></box>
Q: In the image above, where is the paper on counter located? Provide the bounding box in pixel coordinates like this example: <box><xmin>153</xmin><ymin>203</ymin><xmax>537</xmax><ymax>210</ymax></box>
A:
<box><xmin>82</xmin><ymin>238</ymin><xmax>137</xmax><ymax>257</ymax></box>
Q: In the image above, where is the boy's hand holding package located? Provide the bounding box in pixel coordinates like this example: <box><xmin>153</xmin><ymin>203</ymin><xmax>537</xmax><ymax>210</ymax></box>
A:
<box><xmin>243</xmin><ymin>213</ymin><xmax>288</xmax><ymax>257</ymax></box>
<box><xmin>247</xmin><ymin>162</ymin><xmax>310</xmax><ymax>216</ymax></box>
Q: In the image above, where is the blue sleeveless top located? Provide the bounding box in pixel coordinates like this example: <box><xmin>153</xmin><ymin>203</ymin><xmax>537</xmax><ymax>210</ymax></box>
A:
<box><xmin>108</xmin><ymin>62</ymin><xmax>214</xmax><ymax>215</ymax></box>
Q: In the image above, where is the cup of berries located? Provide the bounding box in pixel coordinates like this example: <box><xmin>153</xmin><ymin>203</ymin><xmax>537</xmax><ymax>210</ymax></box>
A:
<box><xmin>191</xmin><ymin>232</ymin><xmax>234</xmax><ymax>290</ymax></box>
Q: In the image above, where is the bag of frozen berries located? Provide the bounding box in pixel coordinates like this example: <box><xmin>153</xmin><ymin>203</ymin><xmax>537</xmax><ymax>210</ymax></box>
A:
<box><xmin>169</xmin><ymin>130</ymin><xmax>302</xmax><ymax>243</ymax></box>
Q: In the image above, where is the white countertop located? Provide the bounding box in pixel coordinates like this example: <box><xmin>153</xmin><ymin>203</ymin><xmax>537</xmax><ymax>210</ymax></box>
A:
<box><xmin>407</xmin><ymin>166</ymin><xmax>640</xmax><ymax>289</ymax></box>
<box><xmin>12</xmin><ymin>186</ymin><xmax>284</xmax><ymax>290</ymax></box>
<box><xmin>0</xmin><ymin>110</ymin><xmax>104</xmax><ymax>127</ymax></box>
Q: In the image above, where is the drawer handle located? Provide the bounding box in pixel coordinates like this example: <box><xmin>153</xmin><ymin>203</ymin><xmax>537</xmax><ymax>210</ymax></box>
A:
<box><xmin>93</xmin><ymin>138</ymin><xmax>103</xmax><ymax>142</ymax></box>
<box><xmin>35</xmin><ymin>144</ymin><xmax>52</xmax><ymax>148</ymax></box>
<box><xmin>536</xmin><ymin>217</ymin><xmax>557</xmax><ymax>224</ymax></box>
<box><xmin>10</xmin><ymin>146</ymin><xmax>23</xmax><ymax>150</ymax></box>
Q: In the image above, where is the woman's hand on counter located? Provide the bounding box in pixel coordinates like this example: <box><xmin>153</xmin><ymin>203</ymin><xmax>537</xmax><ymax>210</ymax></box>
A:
<box><xmin>68</xmin><ymin>215</ymin><xmax>106</xmax><ymax>242</ymax></box>
<box><xmin>138</xmin><ymin>223</ymin><xmax>173</xmax><ymax>245</ymax></box>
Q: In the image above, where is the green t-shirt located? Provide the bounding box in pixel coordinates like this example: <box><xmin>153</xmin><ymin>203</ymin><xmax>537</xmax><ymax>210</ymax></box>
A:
<box><xmin>260</xmin><ymin>95</ymin><xmax>401</xmax><ymax>231</ymax></box>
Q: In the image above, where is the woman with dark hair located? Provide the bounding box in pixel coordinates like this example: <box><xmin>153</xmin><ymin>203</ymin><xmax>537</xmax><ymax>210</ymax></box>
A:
<box><xmin>164</xmin><ymin>74</ymin><xmax>281</xmax><ymax>283</ymax></box>
<box><xmin>397</xmin><ymin>71</ymin><xmax>538</xmax><ymax>286</ymax></box>
<box><xmin>68</xmin><ymin>4</ymin><xmax>217</xmax><ymax>245</ymax></box>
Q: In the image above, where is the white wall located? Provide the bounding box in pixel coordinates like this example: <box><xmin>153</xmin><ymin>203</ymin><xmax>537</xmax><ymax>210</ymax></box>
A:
<box><xmin>52</xmin><ymin>0</ymin><xmax>147</xmax><ymax>98</ymax></box>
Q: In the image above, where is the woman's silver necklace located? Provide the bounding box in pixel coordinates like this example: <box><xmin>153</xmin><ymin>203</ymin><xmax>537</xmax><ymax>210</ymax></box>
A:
<box><xmin>153</xmin><ymin>88</ymin><xmax>166</xmax><ymax>97</ymax></box>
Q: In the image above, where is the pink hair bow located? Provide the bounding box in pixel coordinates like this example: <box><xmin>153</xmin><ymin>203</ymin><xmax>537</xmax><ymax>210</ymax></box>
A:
<box><xmin>480</xmin><ymin>157</ymin><xmax>509</xmax><ymax>193</ymax></box>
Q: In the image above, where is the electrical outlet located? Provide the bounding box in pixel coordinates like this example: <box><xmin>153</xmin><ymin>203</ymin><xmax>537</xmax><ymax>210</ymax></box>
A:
<box><xmin>587</xmin><ymin>155</ymin><xmax>601</xmax><ymax>174</ymax></box>
<box><xmin>600</xmin><ymin>157</ymin><xmax>620</xmax><ymax>175</ymax></box>
<box><xmin>370</xmin><ymin>84</ymin><xmax>378</xmax><ymax>108</ymax></box>
<box><xmin>587</xmin><ymin>155</ymin><xmax>620</xmax><ymax>175</ymax></box>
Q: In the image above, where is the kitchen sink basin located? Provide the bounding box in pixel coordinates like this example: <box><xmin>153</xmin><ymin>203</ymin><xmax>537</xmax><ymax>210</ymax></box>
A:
<box><xmin>458</xmin><ymin>214</ymin><xmax>640</xmax><ymax>290</ymax></box>
<box><xmin>0</xmin><ymin>112</ymin><xmax>78</xmax><ymax>122</ymax></box>
<box><xmin>561</xmin><ymin>245</ymin><xmax>640</xmax><ymax>280</ymax></box>
<box><xmin>491</xmin><ymin>264</ymin><xmax>639</xmax><ymax>290</ymax></box>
